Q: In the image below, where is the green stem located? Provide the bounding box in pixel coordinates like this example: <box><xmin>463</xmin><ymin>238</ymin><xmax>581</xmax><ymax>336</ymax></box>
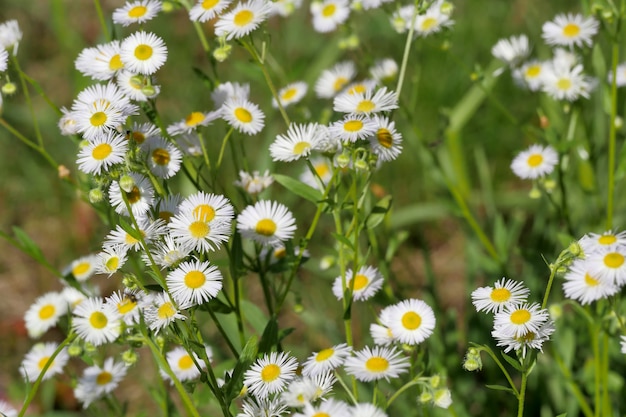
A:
<box><xmin>216</xmin><ymin>127</ymin><xmax>234</xmax><ymax>171</ymax></box>
<box><xmin>387</xmin><ymin>378</ymin><xmax>422</xmax><ymax>408</ymax></box>
<box><xmin>333</xmin><ymin>371</ymin><xmax>358</xmax><ymax>405</ymax></box>
<box><xmin>607</xmin><ymin>43</ymin><xmax>619</xmax><ymax>230</ymax></box>
<box><xmin>206</xmin><ymin>305</ymin><xmax>240</xmax><ymax>358</ymax></box>
<box><xmin>93</xmin><ymin>0</ymin><xmax>110</xmax><ymax>41</ymax></box>
<box><xmin>601</xmin><ymin>333</ymin><xmax>610</xmax><ymax>416</ymax></box>
<box><xmin>517</xmin><ymin>371</ymin><xmax>527</xmax><ymax>417</ymax></box>
<box><xmin>395</xmin><ymin>0</ymin><xmax>420</xmax><ymax>101</ymax></box>
<box><xmin>591</xmin><ymin>322</ymin><xmax>600</xmax><ymax>417</ymax></box>
<box><xmin>541</xmin><ymin>264</ymin><xmax>558</xmax><ymax>310</ymax></box>
<box><xmin>12</xmin><ymin>55</ymin><xmax>44</xmax><ymax>149</ymax></box>
<box><xmin>0</xmin><ymin>117</ymin><xmax>59</xmax><ymax>169</ymax></box>
<box><xmin>19</xmin><ymin>333</ymin><xmax>77</xmax><ymax>417</ymax></box>
<box><xmin>477</xmin><ymin>345</ymin><xmax>519</xmax><ymax>397</ymax></box>
<box><xmin>197</xmin><ymin>131</ymin><xmax>213</xmax><ymax>174</ymax></box>
<box><xmin>551</xmin><ymin>347</ymin><xmax>594</xmax><ymax>417</ymax></box>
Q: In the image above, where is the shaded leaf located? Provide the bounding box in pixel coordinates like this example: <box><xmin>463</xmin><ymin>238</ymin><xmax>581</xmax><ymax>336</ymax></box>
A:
<box><xmin>273</xmin><ymin>173</ymin><xmax>323</xmax><ymax>204</ymax></box>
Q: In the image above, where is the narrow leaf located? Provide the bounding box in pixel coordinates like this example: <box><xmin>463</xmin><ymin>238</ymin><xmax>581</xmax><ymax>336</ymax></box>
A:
<box><xmin>258</xmin><ymin>316</ymin><xmax>279</xmax><ymax>354</ymax></box>
<box><xmin>273</xmin><ymin>173</ymin><xmax>323</xmax><ymax>204</ymax></box>
<box><xmin>501</xmin><ymin>352</ymin><xmax>523</xmax><ymax>372</ymax></box>
<box><xmin>365</xmin><ymin>195</ymin><xmax>392</xmax><ymax>229</ymax></box>
<box><xmin>485</xmin><ymin>384</ymin><xmax>516</xmax><ymax>395</ymax></box>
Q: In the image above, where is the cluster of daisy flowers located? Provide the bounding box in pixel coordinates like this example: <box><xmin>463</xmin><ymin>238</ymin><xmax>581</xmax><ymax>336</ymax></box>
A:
<box><xmin>0</xmin><ymin>19</ymin><xmax>23</xmax><ymax>108</ymax></box>
<box><xmin>391</xmin><ymin>0</ymin><xmax>454</xmax><ymax>38</ymax></box>
<box><xmin>471</xmin><ymin>278</ymin><xmax>555</xmax><ymax>357</ymax></box>
<box><xmin>491</xmin><ymin>12</ymin><xmax>598</xmax><ymax>101</ymax></box>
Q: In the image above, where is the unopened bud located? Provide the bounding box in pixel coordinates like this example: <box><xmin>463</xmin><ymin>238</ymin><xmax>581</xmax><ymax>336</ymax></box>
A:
<box><xmin>539</xmin><ymin>115</ymin><xmax>550</xmax><ymax>129</ymax></box>
<box><xmin>434</xmin><ymin>388</ymin><xmax>452</xmax><ymax>409</ymax></box>
<box><xmin>2</xmin><ymin>82</ymin><xmax>17</xmax><ymax>95</ymax></box>
<box><xmin>119</xmin><ymin>174</ymin><xmax>135</xmax><ymax>193</ymax></box>
<box><xmin>142</xmin><ymin>84</ymin><xmax>157</xmax><ymax>97</ymax></box>
<box><xmin>529</xmin><ymin>186</ymin><xmax>541</xmax><ymax>199</ymax></box>
<box><xmin>543</xmin><ymin>179</ymin><xmax>556</xmax><ymax>191</ymax></box>
<box><xmin>549</xmin><ymin>303</ymin><xmax>563</xmax><ymax>320</ymax></box>
<box><xmin>418</xmin><ymin>391</ymin><xmax>433</xmax><ymax>404</ymax></box>
<box><xmin>430</xmin><ymin>374</ymin><xmax>441</xmax><ymax>388</ymax></box>
<box><xmin>214</xmin><ymin>45</ymin><xmax>232</xmax><ymax>62</ymax></box>
<box><xmin>89</xmin><ymin>188</ymin><xmax>105</xmax><ymax>204</ymax></box>
<box><xmin>122</xmin><ymin>349</ymin><xmax>138</xmax><ymax>365</ymax></box>
<box><xmin>440</xmin><ymin>1</ymin><xmax>454</xmax><ymax>15</ymax></box>
<box><xmin>354</xmin><ymin>158</ymin><xmax>369</xmax><ymax>172</ymax></box>
<box><xmin>568</xmin><ymin>241</ymin><xmax>582</xmax><ymax>257</ymax></box>
<box><xmin>67</xmin><ymin>343</ymin><xmax>83</xmax><ymax>357</ymax></box>
<box><xmin>336</xmin><ymin>152</ymin><xmax>350</xmax><ymax>169</ymax></box>
<box><xmin>319</xmin><ymin>255</ymin><xmax>335</xmax><ymax>270</ymax></box>
<box><xmin>614</xmin><ymin>116</ymin><xmax>623</xmax><ymax>129</ymax></box>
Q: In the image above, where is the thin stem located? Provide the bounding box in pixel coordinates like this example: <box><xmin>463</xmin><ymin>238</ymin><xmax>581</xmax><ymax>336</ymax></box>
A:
<box><xmin>333</xmin><ymin>371</ymin><xmax>358</xmax><ymax>405</ymax></box>
<box><xmin>0</xmin><ymin>117</ymin><xmax>59</xmax><ymax>169</ymax></box>
<box><xmin>206</xmin><ymin>306</ymin><xmax>240</xmax><ymax>358</ymax></box>
<box><xmin>591</xmin><ymin>322</ymin><xmax>600</xmax><ymax>417</ymax></box>
<box><xmin>517</xmin><ymin>371</ymin><xmax>527</xmax><ymax>417</ymax></box>
<box><xmin>551</xmin><ymin>346</ymin><xmax>594</xmax><ymax>417</ymax></box>
<box><xmin>197</xmin><ymin>131</ymin><xmax>213</xmax><ymax>174</ymax></box>
<box><xmin>606</xmin><ymin>43</ymin><xmax>619</xmax><ymax>230</ymax></box>
<box><xmin>395</xmin><ymin>0</ymin><xmax>420</xmax><ymax>100</ymax></box>
<box><xmin>93</xmin><ymin>0</ymin><xmax>110</xmax><ymax>41</ymax></box>
<box><xmin>387</xmin><ymin>378</ymin><xmax>422</xmax><ymax>407</ymax></box>
<box><xmin>541</xmin><ymin>264</ymin><xmax>558</xmax><ymax>310</ymax></box>
<box><xmin>12</xmin><ymin>55</ymin><xmax>44</xmax><ymax>148</ymax></box>
<box><xmin>216</xmin><ymin>127</ymin><xmax>235</xmax><ymax>171</ymax></box>
<box><xmin>476</xmin><ymin>346</ymin><xmax>519</xmax><ymax>397</ymax></box>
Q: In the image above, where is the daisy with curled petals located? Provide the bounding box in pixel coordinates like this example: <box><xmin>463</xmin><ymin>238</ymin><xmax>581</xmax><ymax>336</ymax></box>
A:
<box><xmin>0</xmin><ymin>20</ymin><xmax>22</xmax><ymax>54</ymax></box>
<box><xmin>108</xmin><ymin>173</ymin><xmax>155</xmax><ymax>218</ymax></box>
<box><xmin>20</xmin><ymin>342</ymin><xmax>69</xmax><ymax>382</ymax></box>
<box><xmin>382</xmin><ymin>298</ymin><xmax>436</xmax><ymax>345</ymax></box>
<box><xmin>160</xmin><ymin>345</ymin><xmax>212</xmax><ymax>383</ymax></box>
<box><xmin>344</xmin><ymin>346</ymin><xmax>409</xmax><ymax>382</ymax></box>
<box><xmin>74</xmin><ymin>41</ymin><xmax>124</xmax><ymax>81</ymax></box>
<box><xmin>189</xmin><ymin>0</ymin><xmax>232</xmax><ymax>22</ymax></box>
<box><xmin>621</xmin><ymin>336</ymin><xmax>626</xmax><ymax>354</ymax></box>
<box><xmin>579</xmin><ymin>230</ymin><xmax>626</xmax><ymax>255</ymax></box>
<box><xmin>302</xmin><ymin>343</ymin><xmax>351</xmax><ymax>376</ymax></box>
<box><xmin>96</xmin><ymin>245</ymin><xmax>129</xmax><ymax>276</ymax></box>
<box><xmin>166</xmin><ymin>259</ymin><xmax>223</xmax><ymax>306</ymax></box>
<box><xmin>113</xmin><ymin>0</ymin><xmax>162</xmax><ymax>26</ymax></box>
<box><xmin>145</xmin><ymin>235</ymin><xmax>191</xmax><ymax>268</ymax></box>
<box><xmin>330</xmin><ymin>114</ymin><xmax>377</xmax><ymax>143</ymax></box>
<box><xmin>333</xmin><ymin>87</ymin><xmax>398</xmax><ymax>115</ymax></box>
<box><xmin>270</xmin><ymin>0</ymin><xmax>303</xmax><ymax>17</ymax></box>
<box><xmin>144</xmin><ymin>292</ymin><xmax>187</xmax><ymax>333</ymax></box>
<box><xmin>541</xmin><ymin>63</ymin><xmax>591</xmax><ymax>101</ymax></box>
<box><xmin>510</xmin><ymin>144</ymin><xmax>558</xmax><ymax>180</ymax></box>
<box><xmin>77</xmin><ymin>130</ymin><xmax>128</xmax><ymax>175</ymax></box>
<box><xmin>128</xmin><ymin>121</ymin><xmax>159</xmax><ymax>145</ymax></box>
<box><xmin>244</xmin><ymin>351</ymin><xmax>299</xmax><ymax>399</ymax></box>
<box><xmin>120</xmin><ymin>31</ymin><xmax>167</xmax><ymax>75</ymax></box>
<box><xmin>273</xmin><ymin>81</ymin><xmax>308</xmax><ymax>108</ymax></box>
<box><xmin>58</xmin><ymin>107</ymin><xmax>79</xmax><ymax>136</ymax></box>
<box><xmin>493</xmin><ymin>302</ymin><xmax>550</xmax><ymax>338</ymax></box>
<box><xmin>237</xmin><ymin>200</ymin><xmax>297</xmax><ymax>246</ymax></box>
<box><xmin>588</xmin><ymin>246</ymin><xmax>626</xmax><ymax>286</ymax></box>
<box><xmin>491</xmin><ymin>34</ymin><xmax>531</xmax><ymax>68</ymax></box>
<box><xmin>142</xmin><ymin>136</ymin><xmax>183</xmax><ymax>179</ymax></box>
<box><xmin>270</xmin><ymin>123</ymin><xmax>324</xmax><ymax>162</ymax></box>
<box><xmin>471</xmin><ymin>277</ymin><xmax>530</xmax><ymax>313</ymax></box>
<box><xmin>513</xmin><ymin>60</ymin><xmax>545</xmax><ymax>91</ymax></box>
<box><xmin>117</xmin><ymin>70</ymin><xmax>161</xmax><ymax>102</ymax></box>
<box><xmin>61</xmin><ymin>287</ymin><xmax>88</xmax><ymax>310</ymax></box>
<box><xmin>72</xmin><ymin>297</ymin><xmax>122</xmax><ymax>346</ymax></box>
<box><xmin>369</xmin><ymin>115</ymin><xmax>403</xmax><ymax>163</ymax></box>
<box><xmin>293</xmin><ymin>398</ymin><xmax>350</xmax><ymax>417</ymax></box>
<box><xmin>343</xmin><ymin>79</ymin><xmax>378</xmax><ymax>96</ymax></box>
<box><xmin>167</xmin><ymin>110</ymin><xmax>220</xmax><ymax>136</ymax></box>
<box><xmin>105</xmin><ymin>290</ymin><xmax>141</xmax><ymax>325</ymax></box>
<box><xmin>24</xmin><ymin>292</ymin><xmax>68</xmax><ymax>338</ymax></box>
<box><xmin>234</xmin><ymin>170</ymin><xmax>274</xmax><ymax>195</ymax></box>
<box><xmin>221</xmin><ymin>97</ymin><xmax>265</xmax><ymax>135</ymax></box>
<box><xmin>542</xmin><ymin>13</ymin><xmax>598</xmax><ymax>48</ymax></box>
<box><xmin>332</xmin><ymin>265</ymin><xmax>384</xmax><ymax>301</ymax></box>
<box><xmin>493</xmin><ymin>318</ymin><xmax>555</xmax><ymax>357</ymax></box>
<box><xmin>280</xmin><ymin>376</ymin><xmax>320</xmax><ymax>408</ymax></box>
<box><xmin>311</xmin><ymin>0</ymin><xmax>350</xmax><ymax>33</ymax></box>
<box><xmin>214</xmin><ymin>0</ymin><xmax>273</xmax><ymax>40</ymax></box>
<box><xmin>350</xmin><ymin>403</ymin><xmax>387</xmax><ymax>417</ymax></box>
<box><xmin>314</xmin><ymin>61</ymin><xmax>356</xmax><ymax>99</ymax></box>
<box><xmin>563</xmin><ymin>259</ymin><xmax>619</xmax><ymax>305</ymax></box>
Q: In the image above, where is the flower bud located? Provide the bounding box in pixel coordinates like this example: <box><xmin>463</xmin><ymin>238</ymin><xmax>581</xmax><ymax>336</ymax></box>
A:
<box><xmin>434</xmin><ymin>388</ymin><xmax>452</xmax><ymax>409</ymax></box>
<box><xmin>418</xmin><ymin>391</ymin><xmax>433</xmax><ymax>404</ymax></box>
<box><xmin>354</xmin><ymin>158</ymin><xmax>369</xmax><ymax>172</ymax></box>
<box><xmin>122</xmin><ymin>349</ymin><xmax>139</xmax><ymax>365</ymax></box>
<box><xmin>67</xmin><ymin>343</ymin><xmax>83</xmax><ymax>357</ymax></box>
<box><xmin>58</xmin><ymin>165</ymin><xmax>71</xmax><ymax>180</ymax></box>
<box><xmin>142</xmin><ymin>84</ymin><xmax>157</xmax><ymax>97</ymax></box>
<box><xmin>214</xmin><ymin>44</ymin><xmax>232</xmax><ymax>62</ymax></box>
<box><xmin>119</xmin><ymin>174</ymin><xmax>135</xmax><ymax>193</ymax></box>
<box><xmin>614</xmin><ymin>116</ymin><xmax>623</xmax><ymax>129</ymax></box>
<box><xmin>529</xmin><ymin>186</ymin><xmax>541</xmax><ymax>199</ymax></box>
<box><xmin>89</xmin><ymin>188</ymin><xmax>105</xmax><ymax>204</ymax></box>
<box><xmin>336</xmin><ymin>152</ymin><xmax>351</xmax><ymax>169</ymax></box>
<box><xmin>320</xmin><ymin>255</ymin><xmax>335</xmax><ymax>270</ymax></box>
<box><xmin>2</xmin><ymin>82</ymin><xmax>17</xmax><ymax>95</ymax></box>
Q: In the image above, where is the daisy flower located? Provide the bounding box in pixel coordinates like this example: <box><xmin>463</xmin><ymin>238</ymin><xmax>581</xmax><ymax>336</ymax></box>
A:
<box><xmin>72</xmin><ymin>297</ymin><xmax>122</xmax><ymax>346</ymax></box>
<box><xmin>382</xmin><ymin>298</ymin><xmax>436</xmax><ymax>345</ymax></box>
<box><xmin>471</xmin><ymin>278</ymin><xmax>530</xmax><ymax>313</ymax></box>
<box><xmin>0</xmin><ymin>20</ymin><xmax>22</xmax><ymax>54</ymax></box>
<box><xmin>214</xmin><ymin>0</ymin><xmax>273</xmax><ymax>40</ymax></box>
<box><xmin>96</xmin><ymin>245</ymin><xmax>129</xmax><ymax>276</ymax></box>
<box><xmin>77</xmin><ymin>130</ymin><xmax>128</xmax><ymax>175</ymax></box>
<box><xmin>280</xmin><ymin>375</ymin><xmax>324</xmax><ymax>407</ymax></box>
<box><xmin>343</xmin><ymin>79</ymin><xmax>378</xmax><ymax>96</ymax></box>
<box><xmin>293</xmin><ymin>398</ymin><xmax>350</xmax><ymax>417</ymax></box>
<box><xmin>413</xmin><ymin>1</ymin><xmax>454</xmax><ymax>37</ymax></box>
<box><xmin>270</xmin><ymin>0</ymin><xmax>303</xmax><ymax>16</ymax></box>
<box><xmin>175</xmin><ymin>133</ymin><xmax>204</xmax><ymax>155</ymax></box>
<box><xmin>608</xmin><ymin>63</ymin><xmax>626</xmax><ymax>87</ymax></box>
<box><xmin>541</xmin><ymin>63</ymin><xmax>591</xmax><ymax>101</ymax></box>
<box><xmin>369</xmin><ymin>115</ymin><xmax>403</xmax><ymax>162</ymax></box>
<box><xmin>166</xmin><ymin>259</ymin><xmax>223</xmax><ymax>306</ymax></box>
<box><xmin>621</xmin><ymin>335</ymin><xmax>626</xmax><ymax>354</ymax></box>
<box><xmin>370</xmin><ymin>323</ymin><xmax>394</xmax><ymax>346</ymax></box>
<box><xmin>221</xmin><ymin>97</ymin><xmax>265</xmax><ymax>135</ymax></box>
<box><xmin>81</xmin><ymin>358</ymin><xmax>128</xmax><ymax>397</ymax></box>
<box><xmin>142</xmin><ymin>136</ymin><xmax>183</xmax><ymax>179</ymax></box>
<box><xmin>143</xmin><ymin>292</ymin><xmax>187</xmax><ymax>332</ymax></box>
<box><xmin>103</xmin><ymin>218</ymin><xmax>165</xmax><ymax>251</ymax></box>
<box><xmin>493</xmin><ymin>320</ymin><xmax>555</xmax><ymax>357</ymax></box>
<box><xmin>239</xmin><ymin>397</ymin><xmax>289</xmax><ymax>417</ymax></box>
<box><xmin>168</xmin><ymin>211</ymin><xmax>233</xmax><ymax>253</ymax></box>
<box><xmin>542</xmin><ymin>13</ymin><xmax>598</xmax><ymax>48</ymax></box>
<box><xmin>273</xmin><ymin>81</ymin><xmax>308</xmax><ymax>108</ymax></box>
<box><xmin>510</xmin><ymin>144</ymin><xmax>558</xmax><ymax>180</ymax></box>
<box><xmin>116</xmin><ymin>70</ymin><xmax>161</xmax><ymax>101</ymax></box>
<box><xmin>146</xmin><ymin>235</ymin><xmax>192</xmax><ymax>268</ymax></box>
<box><xmin>579</xmin><ymin>230</ymin><xmax>626</xmax><ymax>255</ymax></box>
<box><xmin>24</xmin><ymin>292</ymin><xmax>68</xmax><ymax>338</ymax></box>
<box><xmin>491</xmin><ymin>34</ymin><xmax>531</xmax><ymax>67</ymax></box>
<box><xmin>369</xmin><ymin>58</ymin><xmax>398</xmax><ymax>84</ymax></box>
<box><xmin>563</xmin><ymin>259</ymin><xmax>618</xmax><ymax>305</ymax></box>
<box><xmin>588</xmin><ymin>247</ymin><xmax>626</xmax><ymax>286</ymax></box>
<box><xmin>69</xmin><ymin>254</ymin><xmax>100</xmax><ymax>282</ymax></box>
<box><xmin>493</xmin><ymin>302</ymin><xmax>550</xmax><ymax>338</ymax></box>
<box><xmin>330</xmin><ymin>114</ymin><xmax>377</xmax><ymax>143</ymax></box>
<box><xmin>332</xmin><ymin>265</ymin><xmax>384</xmax><ymax>301</ymax></box>
<box><xmin>120</xmin><ymin>31</ymin><xmax>167</xmax><ymax>75</ymax></box>
<box><xmin>113</xmin><ymin>0</ymin><xmax>162</xmax><ymax>26</ymax></box>
<box><xmin>333</xmin><ymin>87</ymin><xmax>398</xmax><ymax>115</ymax></box>
<box><xmin>189</xmin><ymin>0</ymin><xmax>232</xmax><ymax>22</ymax></box>
<box><xmin>270</xmin><ymin>123</ymin><xmax>324</xmax><ymax>162</ymax></box>
<box><xmin>314</xmin><ymin>61</ymin><xmax>356</xmax><ymax>99</ymax></box>
<box><xmin>243</xmin><ymin>351</ymin><xmax>299</xmax><ymax>399</ymax></box>
<box><xmin>161</xmin><ymin>345</ymin><xmax>212</xmax><ymax>382</ymax></box>
<box><xmin>311</xmin><ymin>0</ymin><xmax>350</xmax><ymax>33</ymax></box>
<box><xmin>344</xmin><ymin>346</ymin><xmax>409</xmax><ymax>382</ymax></box>
<box><xmin>167</xmin><ymin>110</ymin><xmax>220</xmax><ymax>136</ymax></box>
<box><xmin>128</xmin><ymin>121</ymin><xmax>160</xmax><ymax>145</ymax></box>
<box><xmin>237</xmin><ymin>200</ymin><xmax>297</xmax><ymax>246</ymax></box>
<box><xmin>513</xmin><ymin>60</ymin><xmax>545</xmax><ymax>91</ymax></box>
<box><xmin>0</xmin><ymin>49</ymin><xmax>7</xmax><ymax>71</ymax></box>
<box><xmin>58</xmin><ymin>107</ymin><xmax>79</xmax><ymax>136</ymax></box>
<box><xmin>154</xmin><ymin>194</ymin><xmax>182</xmax><ymax>223</ymax></box>
<box><xmin>74</xmin><ymin>41</ymin><xmax>124</xmax><ymax>81</ymax></box>
<box><xmin>0</xmin><ymin>400</ymin><xmax>17</xmax><ymax>417</ymax></box>
<box><xmin>61</xmin><ymin>286</ymin><xmax>88</xmax><ymax>310</ymax></box>
<box><xmin>211</xmin><ymin>81</ymin><xmax>250</xmax><ymax>108</ymax></box>
<box><xmin>302</xmin><ymin>343</ymin><xmax>352</xmax><ymax>376</ymax></box>
<box><xmin>105</xmin><ymin>290</ymin><xmax>141</xmax><ymax>325</ymax></box>
<box><xmin>350</xmin><ymin>403</ymin><xmax>387</xmax><ymax>417</ymax></box>
<box><xmin>178</xmin><ymin>191</ymin><xmax>235</xmax><ymax>224</ymax></box>
<box><xmin>234</xmin><ymin>170</ymin><xmax>274</xmax><ymax>195</ymax></box>
<box><xmin>300</xmin><ymin>156</ymin><xmax>334</xmax><ymax>189</ymax></box>
<box><xmin>20</xmin><ymin>342</ymin><xmax>69</xmax><ymax>382</ymax></box>
<box><xmin>108</xmin><ymin>173</ymin><xmax>155</xmax><ymax>218</ymax></box>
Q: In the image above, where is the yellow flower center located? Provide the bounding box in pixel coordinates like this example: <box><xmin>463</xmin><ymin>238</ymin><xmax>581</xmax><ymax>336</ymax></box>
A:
<box><xmin>185</xmin><ymin>111</ymin><xmax>205</xmax><ymax>127</ymax></box>
<box><xmin>202</xmin><ymin>0</ymin><xmax>219</xmax><ymax>9</ymax></box>
<box><xmin>159</xmin><ymin>210</ymin><xmax>174</xmax><ymax>223</ymax></box>
<box><xmin>134</xmin><ymin>44</ymin><xmax>153</xmax><ymax>61</ymax></box>
<box><xmin>352</xmin><ymin>274</ymin><xmax>369</xmax><ymax>291</ymax></box>
<box><xmin>562</xmin><ymin>23</ymin><xmax>580</xmax><ymax>38</ymax></box>
<box><xmin>376</xmin><ymin>128</ymin><xmax>393</xmax><ymax>148</ymax></box>
<box><xmin>293</xmin><ymin>141</ymin><xmax>311</xmax><ymax>155</ymax></box>
<box><xmin>315</xmin><ymin>162</ymin><xmax>330</xmax><ymax>178</ymax></box>
<box><xmin>125</xmin><ymin>233</ymin><xmax>139</xmax><ymax>245</ymax></box>
<box><xmin>510</xmin><ymin>309</ymin><xmax>531</xmax><ymax>325</ymax></box>
<box><xmin>421</xmin><ymin>17</ymin><xmax>437</xmax><ymax>31</ymax></box>
<box><xmin>193</xmin><ymin>204</ymin><xmax>216</xmax><ymax>222</ymax></box>
<box><xmin>490</xmin><ymin>288</ymin><xmax>511</xmax><ymax>303</ymax></box>
<box><xmin>598</xmin><ymin>235</ymin><xmax>617</xmax><ymax>245</ymax></box>
<box><xmin>96</xmin><ymin>371</ymin><xmax>113</xmax><ymax>385</ymax></box>
<box><xmin>128</xmin><ymin>5</ymin><xmax>147</xmax><ymax>18</ymax></box>
<box><xmin>185</xmin><ymin>270</ymin><xmax>206</xmax><ymax>289</ymax></box>
<box><xmin>347</xmin><ymin>84</ymin><xmax>366</xmax><ymax>95</ymax></box>
<box><xmin>255</xmin><ymin>219</ymin><xmax>277</xmax><ymax>236</ymax></box>
<box><xmin>39</xmin><ymin>305</ymin><xmax>56</xmax><ymax>320</ymax></box>
<box><xmin>126</xmin><ymin>186</ymin><xmax>142</xmax><ymax>204</ymax></box>
<box><xmin>516</xmin><ymin>332</ymin><xmax>536</xmax><ymax>343</ymax></box>
<box><xmin>260</xmin><ymin>364</ymin><xmax>281</xmax><ymax>382</ymax></box>
<box><xmin>604</xmin><ymin>252</ymin><xmax>624</xmax><ymax>269</ymax></box>
<box><xmin>584</xmin><ymin>273</ymin><xmax>599</xmax><ymax>287</ymax></box>
<box><xmin>333</xmin><ymin>76</ymin><xmax>348</xmax><ymax>92</ymax></box>
<box><xmin>527</xmin><ymin>154</ymin><xmax>543</xmax><ymax>167</ymax></box>
<box><xmin>356</xmin><ymin>100</ymin><xmax>375</xmax><ymax>113</ymax></box>
<box><xmin>281</xmin><ymin>88</ymin><xmax>297</xmax><ymax>101</ymax></box>
<box><xmin>189</xmin><ymin>221</ymin><xmax>210</xmax><ymax>238</ymax></box>
<box><xmin>152</xmin><ymin>148</ymin><xmax>171</xmax><ymax>166</ymax></box>
<box><xmin>72</xmin><ymin>262</ymin><xmax>91</xmax><ymax>277</ymax></box>
<box><xmin>117</xmin><ymin>298</ymin><xmax>137</xmax><ymax>314</ymax></box>
<box><xmin>315</xmin><ymin>348</ymin><xmax>335</xmax><ymax>362</ymax></box>
<box><xmin>274</xmin><ymin>247</ymin><xmax>286</xmax><ymax>259</ymax></box>
<box><xmin>90</xmin><ymin>111</ymin><xmax>107</xmax><ymax>127</ymax></box>
<box><xmin>234</xmin><ymin>107</ymin><xmax>253</xmax><ymax>123</ymax></box>
<box><xmin>89</xmin><ymin>311</ymin><xmax>109</xmax><ymax>329</ymax></box>
<box><xmin>343</xmin><ymin>120</ymin><xmax>363</xmax><ymax>132</ymax></box>
<box><xmin>365</xmin><ymin>356</ymin><xmax>389</xmax><ymax>373</ymax></box>
<box><xmin>92</xmin><ymin>143</ymin><xmax>113</xmax><ymax>161</ymax></box>
<box><xmin>556</xmin><ymin>78</ymin><xmax>572</xmax><ymax>91</ymax></box>
<box><xmin>401</xmin><ymin>311</ymin><xmax>422</xmax><ymax>330</ymax></box>
<box><xmin>38</xmin><ymin>356</ymin><xmax>51</xmax><ymax>370</ymax></box>
<box><xmin>132</xmin><ymin>131</ymin><xmax>146</xmax><ymax>144</ymax></box>
<box><xmin>158</xmin><ymin>302</ymin><xmax>176</xmax><ymax>319</ymax></box>
<box><xmin>525</xmin><ymin>65</ymin><xmax>541</xmax><ymax>78</ymax></box>
<box><xmin>105</xmin><ymin>256</ymin><xmax>119</xmax><ymax>271</ymax></box>
<box><xmin>312</xmin><ymin>413</ymin><xmax>331</xmax><ymax>417</ymax></box>
<box><xmin>179</xmin><ymin>355</ymin><xmax>194</xmax><ymax>370</ymax></box>
<box><xmin>109</xmin><ymin>54</ymin><xmax>124</xmax><ymax>71</ymax></box>
<box><xmin>234</xmin><ymin>9</ymin><xmax>254</xmax><ymax>27</ymax></box>
<box><xmin>322</xmin><ymin>4</ymin><xmax>336</xmax><ymax>17</ymax></box>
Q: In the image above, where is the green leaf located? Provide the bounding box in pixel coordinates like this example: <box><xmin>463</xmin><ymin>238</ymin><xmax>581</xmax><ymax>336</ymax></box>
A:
<box><xmin>273</xmin><ymin>173</ymin><xmax>323</xmax><ymax>204</ymax></box>
<box><xmin>555</xmin><ymin>414</ymin><xmax>567</xmax><ymax>417</ymax></box>
<box><xmin>225</xmin><ymin>336</ymin><xmax>258</xmax><ymax>402</ymax></box>
<box><xmin>258</xmin><ymin>316</ymin><xmax>279</xmax><ymax>354</ymax></box>
<box><xmin>119</xmin><ymin>217</ymin><xmax>143</xmax><ymax>241</ymax></box>
<box><xmin>197</xmin><ymin>297</ymin><xmax>233</xmax><ymax>314</ymax></box>
<box><xmin>485</xmin><ymin>384</ymin><xmax>516</xmax><ymax>395</ymax></box>
<box><xmin>230</xmin><ymin>230</ymin><xmax>244</xmax><ymax>281</ymax></box>
<box><xmin>365</xmin><ymin>195</ymin><xmax>392</xmax><ymax>229</ymax></box>
<box><xmin>192</xmin><ymin>67</ymin><xmax>215</xmax><ymax>90</ymax></box>
<box><xmin>11</xmin><ymin>227</ymin><xmax>47</xmax><ymax>265</ymax></box>
<box><xmin>332</xmin><ymin>232</ymin><xmax>354</xmax><ymax>251</ymax></box>
<box><xmin>501</xmin><ymin>352</ymin><xmax>523</xmax><ymax>372</ymax></box>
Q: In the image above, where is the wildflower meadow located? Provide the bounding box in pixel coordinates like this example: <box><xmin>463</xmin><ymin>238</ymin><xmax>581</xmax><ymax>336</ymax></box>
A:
<box><xmin>2</xmin><ymin>0</ymin><xmax>626</xmax><ymax>416</ymax></box>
